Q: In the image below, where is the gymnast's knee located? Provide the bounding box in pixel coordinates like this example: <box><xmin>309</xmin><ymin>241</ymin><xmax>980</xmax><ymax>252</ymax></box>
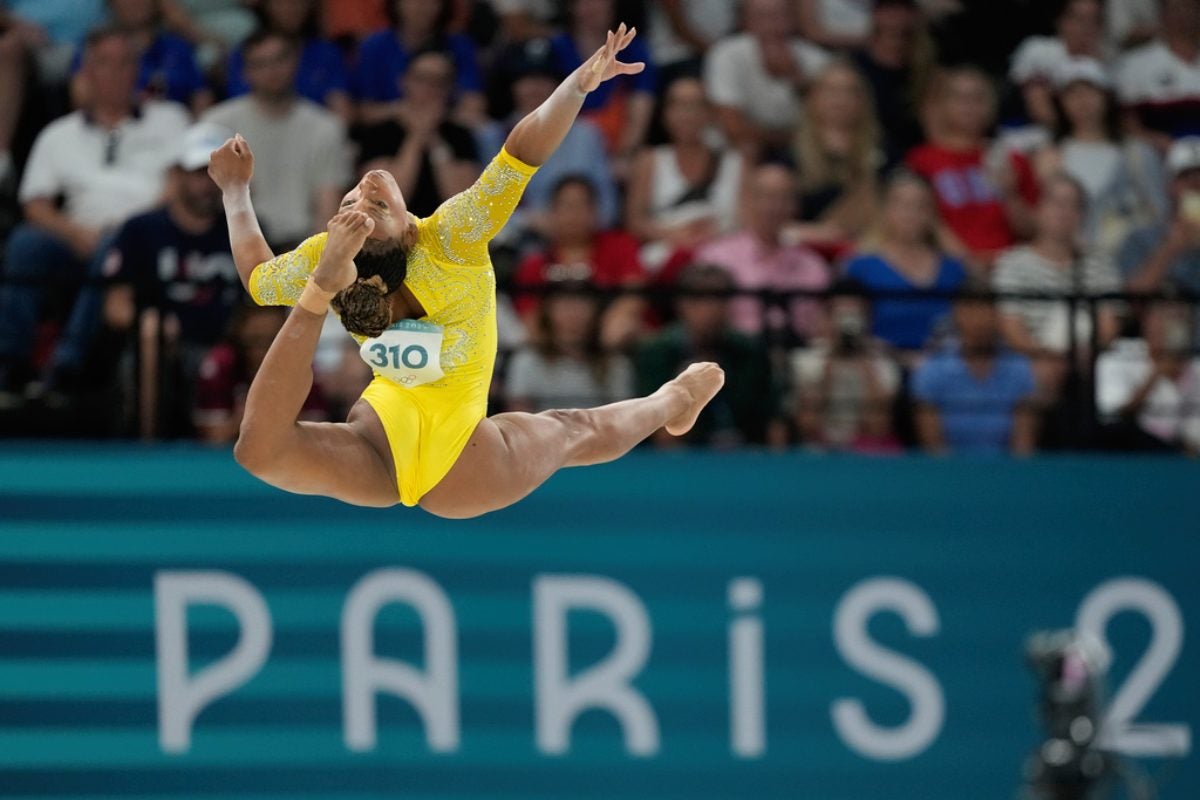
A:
<box><xmin>232</xmin><ymin>424</ymin><xmax>284</xmax><ymax>478</ymax></box>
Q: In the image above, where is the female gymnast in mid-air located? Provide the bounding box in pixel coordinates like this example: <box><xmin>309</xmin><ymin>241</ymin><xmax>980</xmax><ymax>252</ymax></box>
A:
<box><xmin>208</xmin><ymin>24</ymin><xmax>724</xmax><ymax>518</ymax></box>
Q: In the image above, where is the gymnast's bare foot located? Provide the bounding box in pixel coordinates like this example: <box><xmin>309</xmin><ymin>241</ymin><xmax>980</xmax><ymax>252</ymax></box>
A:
<box><xmin>664</xmin><ymin>362</ymin><xmax>726</xmax><ymax>436</ymax></box>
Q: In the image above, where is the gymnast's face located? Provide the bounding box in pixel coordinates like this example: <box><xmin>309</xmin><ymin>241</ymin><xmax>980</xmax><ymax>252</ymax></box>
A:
<box><xmin>339</xmin><ymin>170</ymin><xmax>410</xmax><ymax>244</ymax></box>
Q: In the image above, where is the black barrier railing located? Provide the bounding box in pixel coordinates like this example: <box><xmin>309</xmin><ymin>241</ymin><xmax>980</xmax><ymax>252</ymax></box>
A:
<box><xmin>1</xmin><ymin>274</ymin><xmax>1198</xmax><ymax>451</ymax></box>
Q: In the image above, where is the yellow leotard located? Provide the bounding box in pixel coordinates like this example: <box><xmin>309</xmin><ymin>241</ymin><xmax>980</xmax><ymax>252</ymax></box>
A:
<box><xmin>248</xmin><ymin>147</ymin><xmax>538</xmax><ymax>506</ymax></box>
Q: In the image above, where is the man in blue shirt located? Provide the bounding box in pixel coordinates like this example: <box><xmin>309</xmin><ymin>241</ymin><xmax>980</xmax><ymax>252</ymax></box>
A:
<box><xmin>913</xmin><ymin>287</ymin><xmax>1038</xmax><ymax>456</ymax></box>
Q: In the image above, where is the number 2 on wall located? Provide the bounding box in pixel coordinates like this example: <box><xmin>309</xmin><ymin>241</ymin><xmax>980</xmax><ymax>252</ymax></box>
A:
<box><xmin>1075</xmin><ymin>578</ymin><xmax>1191</xmax><ymax>757</ymax></box>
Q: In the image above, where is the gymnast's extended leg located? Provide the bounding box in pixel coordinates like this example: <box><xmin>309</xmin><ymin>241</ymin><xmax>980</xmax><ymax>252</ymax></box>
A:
<box><xmin>420</xmin><ymin>362</ymin><xmax>725</xmax><ymax>519</ymax></box>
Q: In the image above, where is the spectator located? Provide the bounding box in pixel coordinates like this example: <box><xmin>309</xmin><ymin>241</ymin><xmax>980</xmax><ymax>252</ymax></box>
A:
<box><xmin>625</xmin><ymin>74</ymin><xmax>743</xmax><ymax>271</ymax></box>
<box><xmin>227</xmin><ymin>0</ymin><xmax>352</xmax><ymax>123</ymax></box>
<box><xmin>549</xmin><ymin>0</ymin><xmax>658</xmax><ymax>170</ymax></box>
<box><xmin>505</xmin><ymin>280</ymin><xmax>635</xmax><ymax>413</ymax></box>
<box><xmin>71</xmin><ymin>0</ymin><xmax>212</xmax><ymax>113</ymax></box>
<box><xmin>203</xmin><ymin>29</ymin><xmax>350</xmax><ymax>249</ymax></box>
<box><xmin>907</xmin><ymin>65</ymin><xmax>1040</xmax><ymax>267</ymax></box>
<box><xmin>0</xmin><ymin>27</ymin><xmax>189</xmax><ymax>399</ymax></box>
<box><xmin>796</xmin><ymin>0</ymin><xmax>872</xmax><ymax>51</ymax></box>
<box><xmin>165</xmin><ymin>1</ymin><xmax>257</xmax><ymax>65</ymax></box>
<box><xmin>913</xmin><ymin>286</ymin><xmax>1038</xmax><ymax>456</ymax></box>
<box><xmin>1096</xmin><ymin>300</ymin><xmax>1200</xmax><ymax>453</ymax></box>
<box><xmin>845</xmin><ymin>170</ymin><xmax>968</xmax><ymax>353</ymax></box>
<box><xmin>993</xmin><ymin>174</ymin><xmax>1123</xmax><ymax>391</ymax></box>
<box><xmin>355</xmin><ymin>49</ymin><xmax>479</xmax><ymax>220</ymax></box>
<box><xmin>1008</xmin><ymin>0</ymin><xmax>1107</xmax><ymax>129</ymax></box>
<box><xmin>851</xmin><ymin>0</ymin><xmax>932</xmax><ymax>163</ymax></box>
<box><xmin>1034</xmin><ymin>58</ymin><xmax>1167</xmax><ymax>260</ymax></box>
<box><xmin>647</xmin><ymin>0</ymin><xmax>737</xmax><ymax>81</ymax></box>
<box><xmin>514</xmin><ymin>175</ymin><xmax>647</xmax><ymax>350</ymax></box>
<box><xmin>789</xmin><ymin>59</ymin><xmax>884</xmax><ymax>244</ymax></box>
<box><xmin>354</xmin><ymin>0</ymin><xmax>485</xmax><ymax>127</ymax></box>
<box><xmin>693</xmin><ymin>162</ymin><xmax>830</xmax><ymax>343</ymax></box>
<box><xmin>476</xmin><ymin>39</ymin><xmax>617</xmax><ymax>243</ymax></box>
<box><xmin>792</xmin><ymin>280</ymin><xmax>903</xmax><ymax>452</ymax></box>
<box><xmin>636</xmin><ymin>262</ymin><xmax>784</xmax><ymax>447</ymax></box>
<box><xmin>704</xmin><ymin>0</ymin><xmax>830</xmax><ymax>154</ymax></box>
<box><xmin>1116</xmin><ymin>0</ymin><xmax>1200</xmax><ymax>146</ymax></box>
<box><xmin>193</xmin><ymin>303</ymin><xmax>326</xmax><ymax>443</ymax></box>
<box><xmin>1122</xmin><ymin>136</ymin><xmax>1200</xmax><ymax>299</ymax></box>
<box><xmin>101</xmin><ymin>122</ymin><xmax>240</xmax><ymax>432</ymax></box>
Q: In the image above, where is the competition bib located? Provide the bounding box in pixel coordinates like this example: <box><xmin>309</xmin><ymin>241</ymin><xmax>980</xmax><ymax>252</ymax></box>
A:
<box><xmin>359</xmin><ymin>320</ymin><xmax>445</xmax><ymax>388</ymax></box>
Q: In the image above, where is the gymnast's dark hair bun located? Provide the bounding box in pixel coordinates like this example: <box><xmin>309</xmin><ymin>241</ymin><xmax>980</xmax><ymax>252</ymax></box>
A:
<box><xmin>332</xmin><ymin>275</ymin><xmax>391</xmax><ymax>338</ymax></box>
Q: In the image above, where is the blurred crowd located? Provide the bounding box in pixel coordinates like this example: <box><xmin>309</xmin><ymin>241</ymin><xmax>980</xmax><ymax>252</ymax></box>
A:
<box><xmin>0</xmin><ymin>0</ymin><xmax>1199</xmax><ymax>455</ymax></box>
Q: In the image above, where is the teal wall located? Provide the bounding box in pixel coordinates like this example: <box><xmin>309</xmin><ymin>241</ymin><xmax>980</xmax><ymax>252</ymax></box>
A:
<box><xmin>0</xmin><ymin>446</ymin><xmax>1196</xmax><ymax>798</ymax></box>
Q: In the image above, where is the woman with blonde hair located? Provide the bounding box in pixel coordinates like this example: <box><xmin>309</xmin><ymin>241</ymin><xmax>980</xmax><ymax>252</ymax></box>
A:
<box><xmin>844</xmin><ymin>170</ymin><xmax>968</xmax><ymax>353</ymax></box>
<box><xmin>789</xmin><ymin>59</ymin><xmax>885</xmax><ymax>243</ymax></box>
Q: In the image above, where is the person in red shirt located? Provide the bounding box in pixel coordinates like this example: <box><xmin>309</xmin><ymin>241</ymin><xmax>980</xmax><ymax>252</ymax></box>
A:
<box><xmin>906</xmin><ymin>65</ymin><xmax>1039</xmax><ymax>268</ymax></box>
<box><xmin>514</xmin><ymin>175</ymin><xmax>648</xmax><ymax>349</ymax></box>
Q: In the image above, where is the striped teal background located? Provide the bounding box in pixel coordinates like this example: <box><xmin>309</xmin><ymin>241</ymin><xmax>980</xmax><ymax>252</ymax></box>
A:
<box><xmin>0</xmin><ymin>446</ymin><xmax>1196</xmax><ymax>798</ymax></box>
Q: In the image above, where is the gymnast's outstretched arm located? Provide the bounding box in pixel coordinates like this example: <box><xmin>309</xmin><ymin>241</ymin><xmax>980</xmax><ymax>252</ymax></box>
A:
<box><xmin>503</xmin><ymin>22</ymin><xmax>643</xmax><ymax>168</ymax></box>
<box><xmin>233</xmin><ymin>210</ymin><xmax>399</xmax><ymax>507</ymax></box>
<box><xmin>209</xmin><ymin>133</ymin><xmax>274</xmax><ymax>291</ymax></box>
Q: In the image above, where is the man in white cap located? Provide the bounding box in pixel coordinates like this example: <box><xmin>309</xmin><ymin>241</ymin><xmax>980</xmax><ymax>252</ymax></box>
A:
<box><xmin>1122</xmin><ymin>136</ymin><xmax>1200</xmax><ymax>298</ymax></box>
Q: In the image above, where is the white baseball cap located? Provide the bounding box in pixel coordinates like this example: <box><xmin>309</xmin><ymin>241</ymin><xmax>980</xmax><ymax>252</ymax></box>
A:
<box><xmin>1166</xmin><ymin>136</ymin><xmax>1200</xmax><ymax>179</ymax></box>
<box><xmin>1054</xmin><ymin>58</ymin><xmax>1111</xmax><ymax>91</ymax></box>
<box><xmin>176</xmin><ymin>122</ymin><xmax>233</xmax><ymax>171</ymax></box>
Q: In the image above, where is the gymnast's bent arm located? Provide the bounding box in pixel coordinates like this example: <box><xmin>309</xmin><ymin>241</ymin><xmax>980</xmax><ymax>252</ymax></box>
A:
<box><xmin>503</xmin><ymin>23</ymin><xmax>643</xmax><ymax>168</ymax></box>
<box><xmin>209</xmin><ymin>133</ymin><xmax>275</xmax><ymax>291</ymax></box>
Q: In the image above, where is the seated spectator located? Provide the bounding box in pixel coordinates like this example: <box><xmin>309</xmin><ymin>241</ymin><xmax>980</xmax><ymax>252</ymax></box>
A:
<box><xmin>851</xmin><ymin>0</ymin><xmax>932</xmax><ymax>163</ymax></box>
<box><xmin>354</xmin><ymin>0</ymin><xmax>485</xmax><ymax>127</ymax></box>
<box><xmin>704</xmin><ymin>0</ymin><xmax>830</xmax><ymax>154</ymax></box>
<box><xmin>194</xmin><ymin>303</ymin><xmax>326</xmax><ymax>443</ymax></box>
<box><xmin>625</xmin><ymin>74</ymin><xmax>743</xmax><ymax>271</ymax></box>
<box><xmin>907</xmin><ymin>65</ymin><xmax>1040</xmax><ymax>267</ymax></box>
<box><xmin>227</xmin><ymin>0</ymin><xmax>352</xmax><ymax>123</ymax></box>
<box><xmin>913</xmin><ymin>286</ymin><xmax>1038</xmax><ymax>456</ymax></box>
<box><xmin>355</xmin><ymin>49</ymin><xmax>478</xmax><ymax>220</ymax></box>
<box><xmin>647</xmin><ymin>0</ymin><xmax>737</xmax><ymax>81</ymax></box>
<box><xmin>72</xmin><ymin>0</ymin><xmax>212</xmax><ymax>112</ymax></box>
<box><xmin>788</xmin><ymin>59</ymin><xmax>884</xmax><ymax>244</ymax></box>
<box><xmin>1116</xmin><ymin>0</ymin><xmax>1200</xmax><ymax>147</ymax></box>
<box><xmin>1096</xmin><ymin>300</ymin><xmax>1200</xmax><ymax>453</ymax></box>
<box><xmin>0</xmin><ymin>28</ymin><xmax>189</xmax><ymax>399</ymax></box>
<box><xmin>505</xmin><ymin>280</ymin><xmax>635</xmax><ymax>413</ymax></box>
<box><xmin>1034</xmin><ymin>58</ymin><xmax>1167</xmax><ymax>260</ymax></box>
<box><xmin>203</xmin><ymin>29</ymin><xmax>350</xmax><ymax>249</ymax></box>
<box><xmin>101</xmin><ymin>123</ymin><xmax>240</xmax><ymax>433</ymax></box>
<box><xmin>549</xmin><ymin>0</ymin><xmax>658</xmax><ymax>170</ymax></box>
<box><xmin>1008</xmin><ymin>0</ymin><xmax>1107</xmax><ymax>129</ymax></box>
<box><xmin>792</xmin><ymin>280</ymin><xmax>902</xmax><ymax>453</ymax></box>
<box><xmin>796</xmin><ymin>0</ymin><xmax>872</xmax><ymax>51</ymax></box>
<box><xmin>845</xmin><ymin>170</ymin><xmax>968</xmax><ymax>353</ymax></box>
<box><xmin>514</xmin><ymin>175</ymin><xmax>647</xmax><ymax>350</ymax></box>
<box><xmin>636</xmin><ymin>263</ymin><xmax>784</xmax><ymax>447</ymax></box>
<box><xmin>693</xmin><ymin>162</ymin><xmax>830</xmax><ymax>344</ymax></box>
<box><xmin>993</xmin><ymin>174</ymin><xmax>1123</xmax><ymax>396</ymax></box>
<box><xmin>1122</xmin><ymin>136</ymin><xmax>1200</xmax><ymax>299</ymax></box>
<box><xmin>476</xmin><ymin>39</ymin><xmax>617</xmax><ymax>243</ymax></box>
